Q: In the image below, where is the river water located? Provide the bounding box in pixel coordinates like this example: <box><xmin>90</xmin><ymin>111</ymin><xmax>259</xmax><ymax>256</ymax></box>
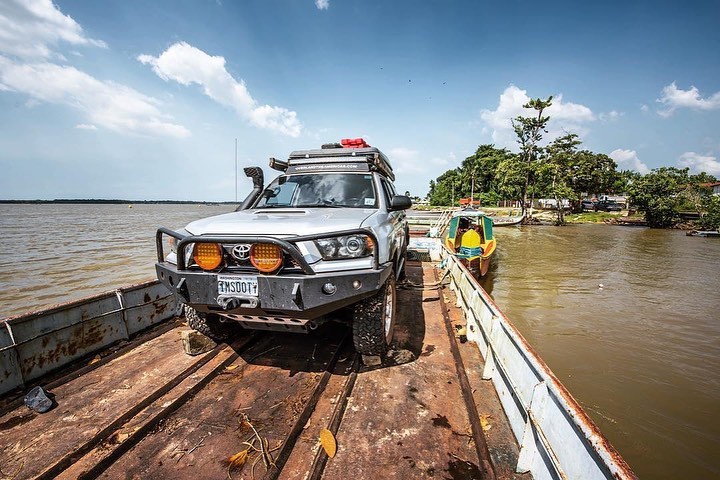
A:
<box><xmin>1</xmin><ymin>204</ymin><xmax>718</xmax><ymax>478</ymax></box>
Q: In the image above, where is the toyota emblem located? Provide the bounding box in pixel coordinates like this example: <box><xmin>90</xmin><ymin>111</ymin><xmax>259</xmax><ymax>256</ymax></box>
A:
<box><xmin>231</xmin><ymin>243</ymin><xmax>251</xmax><ymax>260</ymax></box>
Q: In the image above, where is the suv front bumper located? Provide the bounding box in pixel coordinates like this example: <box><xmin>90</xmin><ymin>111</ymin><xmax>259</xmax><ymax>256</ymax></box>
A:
<box><xmin>156</xmin><ymin>262</ymin><xmax>393</xmax><ymax>320</ymax></box>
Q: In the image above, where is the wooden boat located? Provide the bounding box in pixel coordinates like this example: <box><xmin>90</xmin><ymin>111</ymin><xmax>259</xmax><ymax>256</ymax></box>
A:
<box><xmin>491</xmin><ymin>214</ymin><xmax>525</xmax><ymax>226</ymax></box>
<box><xmin>686</xmin><ymin>229</ymin><xmax>720</xmax><ymax>237</ymax></box>
<box><xmin>445</xmin><ymin>209</ymin><xmax>496</xmax><ymax>278</ymax></box>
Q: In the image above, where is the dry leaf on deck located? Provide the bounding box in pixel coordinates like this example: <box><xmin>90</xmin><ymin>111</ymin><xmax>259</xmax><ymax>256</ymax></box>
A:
<box><xmin>479</xmin><ymin>414</ymin><xmax>492</xmax><ymax>432</ymax></box>
<box><xmin>319</xmin><ymin>428</ymin><xmax>337</xmax><ymax>458</ymax></box>
<box><xmin>227</xmin><ymin>448</ymin><xmax>249</xmax><ymax>470</ymax></box>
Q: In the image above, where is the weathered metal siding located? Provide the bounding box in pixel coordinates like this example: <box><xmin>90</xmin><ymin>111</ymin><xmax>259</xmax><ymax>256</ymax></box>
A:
<box><xmin>0</xmin><ymin>280</ymin><xmax>175</xmax><ymax>396</ymax></box>
<box><xmin>442</xmin><ymin>249</ymin><xmax>637</xmax><ymax>480</ymax></box>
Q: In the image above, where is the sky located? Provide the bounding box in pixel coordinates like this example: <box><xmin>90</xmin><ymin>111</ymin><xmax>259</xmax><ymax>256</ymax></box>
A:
<box><xmin>1</xmin><ymin>0</ymin><xmax>719</xmax><ymax>201</ymax></box>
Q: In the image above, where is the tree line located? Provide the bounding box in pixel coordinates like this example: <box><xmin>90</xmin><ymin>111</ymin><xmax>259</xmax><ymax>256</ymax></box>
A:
<box><xmin>426</xmin><ymin>97</ymin><xmax>719</xmax><ymax>229</ymax></box>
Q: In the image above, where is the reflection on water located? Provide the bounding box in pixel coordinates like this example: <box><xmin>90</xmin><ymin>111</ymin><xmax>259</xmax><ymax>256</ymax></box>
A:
<box><xmin>488</xmin><ymin>224</ymin><xmax>720</xmax><ymax>480</ymax></box>
<box><xmin>1</xmin><ymin>206</ymin><xmax>719</xmax><ymax>478</ymax></box>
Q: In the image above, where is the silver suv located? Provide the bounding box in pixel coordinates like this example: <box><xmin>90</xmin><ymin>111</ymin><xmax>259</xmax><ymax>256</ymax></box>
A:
<box><xmin>155</xmin><ymin>139</ymin><xmax>411</xmax><ymax>356</ymax></box>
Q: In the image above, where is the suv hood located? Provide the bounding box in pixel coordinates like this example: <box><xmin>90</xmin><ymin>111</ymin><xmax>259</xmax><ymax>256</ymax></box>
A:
<box><xmin>185</xmin><ymin>208</ymin><xmax>376</xmax><ymax>237</ymax></box>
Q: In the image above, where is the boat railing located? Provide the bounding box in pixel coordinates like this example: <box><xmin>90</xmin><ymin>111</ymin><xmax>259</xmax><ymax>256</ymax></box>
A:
<box><xmin>429</xmin><ymin>209</ymin><xmax>453</xmax><ymax>237</ymax></box>
<box><xmin>441</xmin><ymin>248</ymin><xmax>637</xmax><ymax>480</ymax></box>
<box><xmin>0</xmin><ymin>280</ymin><xmax>176</xmax><ymax>396</ymax></box>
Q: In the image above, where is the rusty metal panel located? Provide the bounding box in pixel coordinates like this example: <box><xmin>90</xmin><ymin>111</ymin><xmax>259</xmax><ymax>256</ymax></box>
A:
<box><xmin>0</xmin><ymin>322</ymin><xmax>13</xmax><ymax>349</ymax></box>
<box><xmin>0</xmin><ymin>348</ymin><xmax>23</xmax><ymax>395</ymax></box>
<box><xmin>0</xmin><ymin>281</ymin><xmax>176</xmax><ymax>397</ymax></box>
<box><xmin>120</xmin><ymin>281</ymin><xmax>175</xmax><ymax>335</ymax></box>
<box><xmin>5</xmin><ymin>294</ymin><xmax>120</xmax><ymax>344</ymax></box>
<box><xmin>15</xmin><ymin>311</ymin><xmax>127</xmax><ymax>383</ymax></box>
<box><xmin>440</xmin><ymin>248</ymin><xmax>636</xmax><ymax>480</ymax></box>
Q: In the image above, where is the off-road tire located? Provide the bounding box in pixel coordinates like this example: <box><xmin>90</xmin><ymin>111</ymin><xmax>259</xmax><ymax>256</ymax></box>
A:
<box><xmin>184</xmin><ymin>306</ymin><xmax>238</xmax><ymax>342</ymax></box>
<box><xmin>352</xmin><ymin>274</ymin><xmax>396</xmax><ymax>356</ymax></box>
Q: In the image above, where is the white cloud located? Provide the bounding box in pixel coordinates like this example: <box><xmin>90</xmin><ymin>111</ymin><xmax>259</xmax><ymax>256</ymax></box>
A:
<box><xmin>0</xmin><ymin>56</ymin><xmax>190</xmax><ymax>138</ymax></box>
<box><xmin>138</xmin><ymin>42</ymin><xmax>302</xmax><ymax>137</ymax></box>
<box><xmin>657</xmin><ymin>82</ymin><xmax>720</xmax><ymax>117</ymax></box>
<box><xmin>609</xmin><ymin>149</ymin><xmax>650</xmax><ymax>175</ymax></box>
<box><xmin>678</xmin><ymin>152</ymin><xmax>720</xmax><ymax>176</ymax></box>
<box><xmin>388</xmin><ymin>147</ymin><xmax>423</xmax><ymax>174</ymax></box>
<box><xmin>75</xmin><ymin>123</ymin><xmax>97</xmax><ymax>130</ymax></box>
<box><xmin>640</xmin><ymin>104</ymin><xmax>649</xmax><ymax>113</ymax></box>
<box><xmin>0</xmin><ymin>0</ymin><xmax>107</xmax><ymax>59</ymax></box>
<box><xmin>479</xmin><ymin>85</ymin><xmax>595</xmax><ymax>149</ymax></box>
<box><xmin>315</xmin><ymin>0</ymin><xmax>330</xmax><ymax>10</ymax></box>
<box><xmin>599</xmin><ymin>110</ymin><xmax>622</xmax><ymax>122</ymax></box>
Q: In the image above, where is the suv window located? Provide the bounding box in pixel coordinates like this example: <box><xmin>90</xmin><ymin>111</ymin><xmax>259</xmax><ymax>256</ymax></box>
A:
<box><xmin>380</xmin><ymin>178</ymin><xmax>396</xmax><ymax>206</ymax></box>
<box><xmin>254</xmin><ymin>173</ymin><xmax>378</xmax><ymax>208</ymax></box>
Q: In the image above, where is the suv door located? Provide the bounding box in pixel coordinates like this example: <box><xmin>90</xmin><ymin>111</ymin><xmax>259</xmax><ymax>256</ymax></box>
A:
<box><xmin>380</xmin><ymin>177</ymin><xmax>408</xmax><ymax>274</ymax></box>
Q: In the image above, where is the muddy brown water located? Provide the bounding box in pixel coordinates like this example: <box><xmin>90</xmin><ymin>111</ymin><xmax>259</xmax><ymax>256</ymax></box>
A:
<box><xmin>1</xmin><ymin>204</ymin><xmax>719</xmax><ymax>478</ymax></box>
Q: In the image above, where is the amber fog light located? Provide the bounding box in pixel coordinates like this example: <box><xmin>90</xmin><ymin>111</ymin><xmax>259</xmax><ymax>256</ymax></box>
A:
<box><xmin>250</xmin><ymin>243</ymin><xmax>283</xmax><ymax>273</ymax></box>
<box><xmin>193</xmin><ymin>243</ymin><xmax>223</xmax><ymax>270</ymax></box>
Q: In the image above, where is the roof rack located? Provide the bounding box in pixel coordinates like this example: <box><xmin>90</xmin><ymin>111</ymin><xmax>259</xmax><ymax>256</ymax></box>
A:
<box><xmin>271</xmin><ymin>141</ymin><xmax>395</xmax><ymax>181</ymax></box>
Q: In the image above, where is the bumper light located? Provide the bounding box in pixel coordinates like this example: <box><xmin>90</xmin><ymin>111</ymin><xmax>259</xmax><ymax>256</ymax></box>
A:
<box><xmin>193</xmin><ymin>243</ymin><xmax>223</xmax><ymax>270</ymax></box>
<box><xmin>251</xmin><ymin>243</ymin><xmax>283</xmax><ymax>273</ymax></box>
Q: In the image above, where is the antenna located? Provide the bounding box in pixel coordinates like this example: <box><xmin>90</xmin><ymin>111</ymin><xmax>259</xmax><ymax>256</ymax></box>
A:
<box><xmin>234</xmin><ymin>138</ymin><xmax>238</xmax><ymax>202</ymax></box>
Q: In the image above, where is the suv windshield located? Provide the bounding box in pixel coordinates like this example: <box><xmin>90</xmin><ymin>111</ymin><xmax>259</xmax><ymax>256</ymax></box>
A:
<box><xmin>254</xmin><ymin>173</ymin><xmax>378</xmax><ymax>209</ymax></box>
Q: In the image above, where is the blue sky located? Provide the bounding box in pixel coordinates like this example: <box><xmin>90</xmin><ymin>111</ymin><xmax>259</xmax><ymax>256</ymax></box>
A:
<box><xmin>1</xmin><ymin>0</ymin><xmax>719</xmax><ymax>201</ymax></box>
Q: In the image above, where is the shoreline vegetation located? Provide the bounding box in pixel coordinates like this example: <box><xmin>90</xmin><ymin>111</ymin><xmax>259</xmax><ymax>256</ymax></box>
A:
<box><xmin>423</xmin><ymin>96</ymin><xmax>719</xmax><ymax>231</ymax></box>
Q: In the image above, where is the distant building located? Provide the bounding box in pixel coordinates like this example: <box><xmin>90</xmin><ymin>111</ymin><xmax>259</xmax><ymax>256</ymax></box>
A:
<box><xmin>697</xmin><ymin>182</ymin><xmax>720</xmax><ymax>195</ymax></box>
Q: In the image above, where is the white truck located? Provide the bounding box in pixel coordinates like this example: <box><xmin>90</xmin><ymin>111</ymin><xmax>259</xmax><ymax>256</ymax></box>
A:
<box><xmin>155</xmin><ymin>139</ymin><xmax>411</xmax><ymax>356</ymax></box>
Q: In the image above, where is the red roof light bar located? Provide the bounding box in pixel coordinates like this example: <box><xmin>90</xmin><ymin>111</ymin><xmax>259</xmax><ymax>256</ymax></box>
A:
<box><xmin>341</xmin><ymin>138</ymin><xmax>370</xmax><ymax>148</ymax></box>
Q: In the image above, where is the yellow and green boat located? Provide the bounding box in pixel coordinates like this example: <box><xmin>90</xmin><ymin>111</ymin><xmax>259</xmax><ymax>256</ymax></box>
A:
<box><xmin>445</xmin><ymin>210</ymin><xmax>496</xmax><ymax>278</ymax></box>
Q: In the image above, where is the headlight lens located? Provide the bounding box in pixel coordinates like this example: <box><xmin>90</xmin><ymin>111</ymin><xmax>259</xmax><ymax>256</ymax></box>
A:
<box><xmin>315</xmin><ymin>235</ymin><xmax>373</xmax><ymax>260</ymax></box>
<box><xmin>250</xmin><ymin>243</ymin><xmax>283</xmax><ymax>273</ymax></box>
<box><xmin>193</xmin><ymin>243</ymin><xmax>223</xmax><ymax>270</ymax></box>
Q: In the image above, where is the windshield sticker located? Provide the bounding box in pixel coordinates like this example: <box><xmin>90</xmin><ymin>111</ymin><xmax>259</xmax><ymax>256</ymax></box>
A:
<box><xmin>364</xmin><ymin>198</ymin><xmax>375</xmax><ymax>206</ymax></box>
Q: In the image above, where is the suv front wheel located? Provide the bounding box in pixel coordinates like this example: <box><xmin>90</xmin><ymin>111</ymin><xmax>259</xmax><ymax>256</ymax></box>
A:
<box><xmin>352</xmin><ymin>274</ymin><xmax>396</xmax><ymax>356</ymax></box>
<box><xmin>185</xmin><ymin>306</ymin><xmax>239</xmax><ymax>342</ymax></box>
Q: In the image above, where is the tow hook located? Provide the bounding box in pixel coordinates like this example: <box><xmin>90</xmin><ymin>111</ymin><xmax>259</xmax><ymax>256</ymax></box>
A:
<box><xmin>217</xmin><ymin>295</ymin><xmax>259</xmax><ymax>310</ymax></box>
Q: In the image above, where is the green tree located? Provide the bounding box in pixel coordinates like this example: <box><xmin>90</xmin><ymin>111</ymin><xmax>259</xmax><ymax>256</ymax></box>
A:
<box><xmin>428</xmin><ymin>169</ymin><xmax>463</xmax><ymax>206</ymax></box>
<box><xmin>611</xmin><ymin>170</ymin><xmax>642</xmax><ymax>197</ymax></box>
<box><xmin>495</xmin><ymin>154</ymin><xmax>525</xmax><ymax>208</ymax></box>
<box><xmin>539</xmin><ymin>134</ymin><xmax>582</xmax><ymax>224</ymax></box>
<box><xmin>627</xmin><ymin>167</ymin><xmax>690</xmax><ymax>227</ymax></box>
<box><xmin>698</xmin><ymin>195</ymin><xmax>720</xmax><ymax>230</ymax></box>
<box><xmin>458</xmin><ymin>144</ymin><xmax>514</xmax><ymax>204</ymax></box>
<box><xmin>512</xmin><ymin>96</ymin><xmax>553</xmax><ymax>216</ymax></box>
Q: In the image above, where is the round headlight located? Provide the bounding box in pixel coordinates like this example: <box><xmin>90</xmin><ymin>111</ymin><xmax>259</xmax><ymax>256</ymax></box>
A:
<box><xmin>193</xmin><ymin>243</ymin><xmax>223</xmax><ymax>270</ymax></box>
<box><xmin>345</xmin><ymin>236</ymin><xmax>363</xmax><ymax>254</ymax></box>
<box><xmin>250</xmin><ymin>243</ymin><xmax>283</xmax><ymax>273</ymax></box>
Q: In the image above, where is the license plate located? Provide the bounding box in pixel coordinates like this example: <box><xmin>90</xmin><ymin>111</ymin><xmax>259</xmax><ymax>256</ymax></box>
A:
<box><xmin>217</xmin><ymin>275</ymin><xmax>258</xmax><ymax>296</ymax></box>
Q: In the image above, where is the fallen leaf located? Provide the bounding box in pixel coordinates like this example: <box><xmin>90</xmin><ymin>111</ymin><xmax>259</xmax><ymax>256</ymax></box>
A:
<box><xmin>225</xmin><ymin>365</ymin><xmax>238</xmax><ymax>371</ymax></box>
<box><xmin>227</xmin><ymin>448</ymin><xmax>249</xmax><ymax>470</ymax></box>
<box><xmin>479</xmin><ymin>415</ymin><xmax>492</xmax><ymax>432</ymax></box>
<box><xmin>319</xmin><ymin>428</ymin><xmax>337</xmax><ymax>458</ymax></box>
<box><xmin>88</xmin><ymin>355</ymin><xmax>101</xmax><ymax>365</ymax></box>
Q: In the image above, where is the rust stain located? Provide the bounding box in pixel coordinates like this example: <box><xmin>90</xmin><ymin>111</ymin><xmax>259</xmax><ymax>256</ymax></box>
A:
<box><xmin>144</xmin><ymin>293</ymin><xmax>151</xmax><ymax>303</ymax></box>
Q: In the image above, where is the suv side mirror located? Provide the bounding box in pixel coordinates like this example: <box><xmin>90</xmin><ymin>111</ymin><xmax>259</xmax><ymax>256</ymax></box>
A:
<box><xmin>389</xmin><ymin>195</ymin><xmax>412</xmax><ymax>211</ymax></box>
